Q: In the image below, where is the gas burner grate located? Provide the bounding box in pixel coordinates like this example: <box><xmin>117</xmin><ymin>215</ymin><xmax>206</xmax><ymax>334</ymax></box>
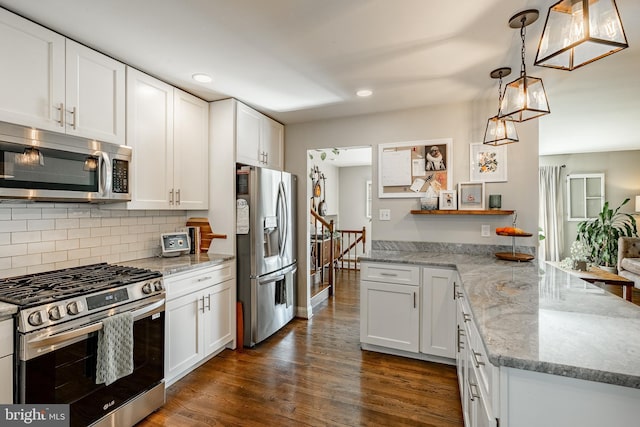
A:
<box><xmin>0</xmin><ymin>263</ymin><xmax>162</xmax><ymax>307</ymax></box>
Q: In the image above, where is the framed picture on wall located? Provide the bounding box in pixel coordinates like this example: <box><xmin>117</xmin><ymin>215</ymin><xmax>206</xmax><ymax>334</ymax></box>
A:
<box><xmin>469</xmin><ymin>143</ymin><xmax>507</xmax><ymax>182</ymax></box>
<box><xmin>439</xmin><ymin>190</ymin><xmax>457</xmax><ymax>210</ymax></box>
<box><xmin>458</xmin><ymin>182</ymin><xmax>485</xmax><ymax>210</ymax></box>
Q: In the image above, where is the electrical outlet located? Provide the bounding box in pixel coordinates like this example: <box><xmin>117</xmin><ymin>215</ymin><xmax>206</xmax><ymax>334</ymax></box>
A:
<box><xmin>481</xmin><ymin>224</ymin><xmax>490</xmax><ymax>237</ymax></box>
<box><xmin>379</xmin><ymin>209</ymin><xmax>391</xmax><ymax>221</ymax></box>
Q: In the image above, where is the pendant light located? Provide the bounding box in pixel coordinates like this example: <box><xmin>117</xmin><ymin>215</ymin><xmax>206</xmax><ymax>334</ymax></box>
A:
<box><xmin>535</xmin><ymin>0</ymin><xmax>628</xmax><ymax>71</ymax></box>
<box><xmin>484</xmin><ymin>67</ymin><xmax>519</xmax><ymax>146</ymax></box>
<box><xmin>499</xmin><ymin>10</ymin><xmax>550</xmax><ymax>122</ymax></box>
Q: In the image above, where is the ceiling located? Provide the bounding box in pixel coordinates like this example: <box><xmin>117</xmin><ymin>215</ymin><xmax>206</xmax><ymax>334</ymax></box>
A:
<box><xmin>1</xmin><ymin>0</ymin><xmax>639</xmax><ymax>153</ymax></box>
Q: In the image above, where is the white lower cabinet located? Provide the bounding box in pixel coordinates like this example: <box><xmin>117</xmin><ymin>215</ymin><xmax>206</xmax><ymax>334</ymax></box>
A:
<box><xmin>360</xmin><ymin>262</ymin><xmax>456</xmax><ymax>361</ymax></box>
<box><xmin>164</xmin><ymin>262</ymin><xmax>235</xmax><ymax>387</ymax></box>
<box><xmin>0</xmin><ymin>318</ymin><xmax>13</xmax><ymax>403</ymax></box>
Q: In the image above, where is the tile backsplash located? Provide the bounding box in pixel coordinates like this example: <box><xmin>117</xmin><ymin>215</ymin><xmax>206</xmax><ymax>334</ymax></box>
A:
<box><xmin>0</xmin><ymin>202</ymin><xmax>187</xmax><ymax>278</ymax></box>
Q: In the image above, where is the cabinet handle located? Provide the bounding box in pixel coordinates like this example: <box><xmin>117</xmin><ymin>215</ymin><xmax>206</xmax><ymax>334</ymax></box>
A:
<box><xmin>56</xmin><ymin>103</ymin><xmax>65</xmax><ymax>127</ymax></box>
<box><xmin>264</xmin><ymin>152</ymin><xmax>269</xmax><ymax>164</ymax></box>
<box><xmin>456</xmin><ymin>291</ymin><xmax>464</xmax><ymax>299</ymax></box>
<box><xmin>413</xmin><ymin>292</ymin><xmax>416</xmax><ymax>309</ymax></box>
<box><xmin>463</xmin><ymin>313</ymin><xmax>471</xmax><ymax>323</ymax></box>
<box><xmin>206</xmin><ymin>294</ymin><xmax>211</xmax><ymax>311</ymax></box>
<box><xmin>457</xmin><ymin>326</ymin><xmax>465</xmax><ymax>352</ymax></box>
<box><xmin>169</xmin><ymin>189</ymin><xmax>174</xmax><ymax>205</ymax></box>
<box><xmin>196</xmin><ymin>276</ymin><xmax>212</xmax><ymax>282</ymax></box>
<box><xmin>69</xmin><ymin>106</ymin><xmax>77</xmax><ymax>130</ymax></box>
<box><xmin>468</xmin><ymin>380</ymin><xmax>480</xmax><ymax>401</ymax></box>
<box><xmin>472</xmin><ymin>350</ymin><xmax>485</xmax><ymax>368</ymax></box>
<box><xmin>199</xmin><ymin>296</ymin><xmax>206</xmax><ymax>313</ymax></box>
<box><xmin>379</xmin><ymin>272</ymin><xmax>398</xmax><ymax>277</ymax></box>
<box><xmin>176</xmin><ymin>189</ymin><xmax>181</xmax><ymax>205</ymax></box>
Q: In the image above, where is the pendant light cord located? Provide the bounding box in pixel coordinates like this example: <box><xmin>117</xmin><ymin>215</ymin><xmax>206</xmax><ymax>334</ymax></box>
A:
<box><xmin>520</xmin><ymin>18</ymin><xmax>527</xmax><ymax>76</ymax></box>
<box><xmin>497</xmin><ymin>72</ymin><xmax>504</xmax><ymax>114</ymax></box>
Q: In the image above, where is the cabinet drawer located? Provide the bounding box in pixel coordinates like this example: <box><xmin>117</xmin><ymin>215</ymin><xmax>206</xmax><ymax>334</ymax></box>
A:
<box><xmin>467</xmin><ymin>314</ymin><xmax>495</xmax><ymax>402</ymax></box>
<box><xmin>0</xmin><ymin>319</ymin><xmax>12</xmax><ymax>358</ymax></box>
<box><xmin>361</xmin><ymin>262</ymin><xmax>420</xmax><ymax>285</ymax></box>
<box><xmin>165</xmin><ymin>262</ymin><xmax>234</xmax><ymax>300</ymax></box>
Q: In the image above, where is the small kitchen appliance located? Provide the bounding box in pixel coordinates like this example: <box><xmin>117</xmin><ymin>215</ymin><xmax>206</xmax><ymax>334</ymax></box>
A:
<box><xmin>160</xmin><ymin>231</ymin><xmax>191</xmax><ymax>257</ymax></box>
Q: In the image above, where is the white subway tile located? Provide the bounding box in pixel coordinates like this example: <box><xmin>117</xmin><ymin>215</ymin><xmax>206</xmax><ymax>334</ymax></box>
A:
<box><xmin>55</xmin><ymin>239</ymin><xmax>79</xmax><ymax>251</ymax></box>
<box><xmin>12</xmin><ymin>253</ymin><xmax>42</xmax><ymax>268</ymax></box>
<box><xmin>42</xmin><ymin>251</ymin><xmax>68</xmax><ymax>263</ymax></box>
<box><xmin>55</xmin><ymin>260</ymin><xmax>80</xmax><ymax>269</ymax></box>
<box><xmin>90</xmin><ymin>209</ymin><xmax>112</xmax><ymax>218</ymax></box>
<box><xmin>79</xmin><ymin>218</ymin><xmax>101</xmax><ymax>228</ymax></box>
<box><xmin>67</xmin><ymin>248</ymin><xmax>90</xmax><ymax>260</ymax></box>
<box><xmin>79</xmin><ymin>237</ymin><xmax>101</xmax><ymax>249</ymax></box>
<box><xmin>0</xmin><ymin>233</ymin><xmax>10</xmax><ymax>245</ymax></box>
<box><xmin>128</xmin><ymin>242</ymin><xmax>145</xmax><ymax>252</ymax></box>
<box><xmin>101</xmin><ymin>235</ymin><xmax>121</xmax><ymax>246</ymax></box>
<box><xmin>143</xmin><ymin>224</ymin><xmax>160</xmax><ymax>233</ymax></box>
<box><xmin>120</xmin><ymin>217</ymin><xmax>138</xmax><ymax>226</ymax></box>
<box><xmin>0</xmin><ymin>244</ymin><xmax>27</xmax><ymax>257</ymax></box>
<box><xmin>68</xmin><ymin>228</ymin><xmax>91</xmax><ymax>239</ymax></box>
<box><xmin>121</xmin><ymin>234</ymin><xmax>138</xmax><ymax>244</ymax></box>
<box><xmin>90</xmin><ymin>246</ymin><xmax>111</xmax><ymax>257</ymax></box>
<box><xmin>137</xmin><ymin>217</ymin><xmax>153</xmax><ymax>225</ymax></box>
<box><xmin>111</xmin><ymin>243</ymin><xmax>129</xmax><ymax>254</ymax></box>
<box><xmin>0</xmin><ymin>209</ymin><xmax>11</xmax><ymax>220</ymax></box>
<box><xmin>110</xmin><ymin>226</ymin><xmax>129</xmax><ymax>236</ymax></box>
<box><xmin>12</xmin><ymin>208</ymin><xmax>42</xmax><ymax>220</ymax></box>
<box><xmin>128</xmin><ymin>211</ymin><xmax>146</xmax><ymax>217</ymax></box>
<box><xmin>55</xmin><ymin>218</ymin><xmax>79</xmax><ymax>230</ymax></box>
<box><xmin>0</xmin><ymin>220</ymin><xmax>27</xmax><ymax>232</ymax></box>
<box><xmin>78</xmin><ymin>257</ymin><xmax>101</xmax><ymax>266</ymax></box>
<box><xmin>0</xmin><ymin>267</ymin><xmax>26</xmax><ymax>278</ymax></box>
<box><xmin>41</xmin><ymin>230</ymin><xmax>67</xmax><ymax>241</ymax></box>
<box><xmin>12</xmin><ymin>231</ymin><xmax>41</xmax><ymax>244</ymax></box>
<box><xmin>67</xmin><ymin>208</ymin><xmax>92</xmax><ymax>218</ymax></box>
<box><xmin>27</xmin><ymin>241</ymin><xmax>56</xmax><ymax>254</ymax></box>
<box><xmin>42</xmin><ymin>208</ymin><xmax>68</xmax><ymax>219</ymax></box>
<box><xmin>0</xmin><ymin>257</ymin><xmax>11</xmax><ymax>270</ymax></box>
<box><xmin>152</xmin><ymin>216</ymin><xmax>167</xmax><ymax>224</ymax></box>
<box><xmin>101</xmin><ymin>253</ymin><xmax>120</xmax><ymax>263</ymax></box>
<box><xmin>101</xmin><ymin>218</ymin><xmax>121</xmax><ymax>227</ymax></box>
<box><xmin>91</xmin><ymin>227</ymin><xmax>110</xmax><ymax>238</ymax></box>
<box><xmin>28</xmin><ymin>219</ymin><xmax>55</xmax><ymax>231</ymax></box>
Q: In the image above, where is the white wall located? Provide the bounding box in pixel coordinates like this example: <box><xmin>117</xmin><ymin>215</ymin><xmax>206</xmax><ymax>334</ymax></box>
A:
<box><xmin>539</xmin><ymin>150</ymin><xmax>640</xmax><ymax>258</ymax></box>
<box><xmin>286</xmin><ymin>100</ymin><xmax>539</xmax><ymax>316</ymax></box>
<box><xmin>338</xmin><ymin>165</ymin><xmax>372</xmax><ymax>255</ymax></box>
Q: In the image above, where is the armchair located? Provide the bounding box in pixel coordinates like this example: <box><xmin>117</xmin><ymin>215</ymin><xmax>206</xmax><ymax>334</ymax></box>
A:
<box><xmin>618</xmin><ymin>237</ymin><xmax>640</xmax><ymax>288</ymax></box>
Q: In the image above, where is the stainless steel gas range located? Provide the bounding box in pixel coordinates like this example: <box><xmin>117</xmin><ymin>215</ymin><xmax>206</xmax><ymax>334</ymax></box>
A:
<box><xmin>0</xmin><ymin>263</ymin><xmax>166</xmax><ymax>427</ymax></box>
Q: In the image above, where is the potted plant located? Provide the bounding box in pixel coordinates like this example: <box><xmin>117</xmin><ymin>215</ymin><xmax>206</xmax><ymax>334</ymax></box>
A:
<box><xmin>576</xmin><ymin>198</ymin><xmax>638</xmax><ymax>272</ymax></box>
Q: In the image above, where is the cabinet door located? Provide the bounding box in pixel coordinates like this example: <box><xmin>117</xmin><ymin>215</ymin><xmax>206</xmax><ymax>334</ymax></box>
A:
<box><xmin>203</xmin><ymin>278</ymin><xmax>235</xmax><ymax>355</ymax></box>
<box><xmin>260</xmin><ymin>116</ymin><xmax>284</xmax><ymax>170</ymax></box>
<box><xmin>65</xmin><ymin>40</ymin><xmax>125</xmax><ymax>144</ymax></box>
<box><xmin>361</xmin><ymin>280</ymin><xmax>419</xmax><ymax>352</ymax></box>
<box><xmin>236</xmin><ymin>102</ymin><xmax>262</xmax><ymax>166</ymax></box>
<box><xmin>421</xmin><ymin>268</ymin><xmax>456</xmax><ymax>358</ymax></box>
<box><xmin>0</xmin><ymin>355</ymin><xmax>12</xmax><ymax>403</ymax></box>
<box><xmin>173</xmin><ymin>89</ymin><xmax>209</xmax><ymax>209</ymax></box>
<box><xmin>126</xmin><ymin>67</ymin><xmax>174</xmax><ymax>209</ymax></box>
<box><xmin>165</xmin><ymin>292</ymin><xmax>204</xmax><ymax>385</ymax></box>
<box><xmin>0</xmin><ymin>9</ymin><xmax>65</xmax><ymax>131</ymax></box>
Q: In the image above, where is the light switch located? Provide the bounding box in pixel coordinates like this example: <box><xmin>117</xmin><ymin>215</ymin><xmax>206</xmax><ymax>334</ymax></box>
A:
<box><xmin>379</xmin><ymin>209</ymin><xmax>391</xmax><ymax>221</ymax></box>
<box><xmin>481</xmin><ymin>224</ymin><xmax>490</xmax><ymax>237</ymax></box>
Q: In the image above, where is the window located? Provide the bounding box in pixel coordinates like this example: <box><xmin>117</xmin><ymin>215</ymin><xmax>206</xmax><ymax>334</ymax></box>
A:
<box><xmin>566</xmin><ymin>173</ymin><xmax>605</xmax><ymax>221</ymax></box>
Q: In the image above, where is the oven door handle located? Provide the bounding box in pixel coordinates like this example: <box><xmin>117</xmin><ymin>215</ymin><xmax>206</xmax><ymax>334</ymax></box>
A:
<box><xmin>27</xmin><ymin>298</ymin><xmax>165</xmax><ymax>349</ymax></box>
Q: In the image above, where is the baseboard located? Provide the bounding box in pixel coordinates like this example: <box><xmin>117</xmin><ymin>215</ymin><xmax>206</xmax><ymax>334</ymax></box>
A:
<box><xmin>296</xmin><ymin>304</ymin><xmax>313</xmax><ymax>319</ymax></box>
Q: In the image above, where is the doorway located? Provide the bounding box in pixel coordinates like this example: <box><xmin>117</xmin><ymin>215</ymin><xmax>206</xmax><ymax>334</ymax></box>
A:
<box><xmin>306</xmin><ymin>146</ymin><xmax>372</xmax><ymax>308</ymax></box>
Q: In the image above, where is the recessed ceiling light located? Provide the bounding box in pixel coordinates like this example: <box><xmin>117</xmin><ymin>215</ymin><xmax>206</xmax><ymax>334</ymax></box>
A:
<box><xmin>356</xmin><ymin>89</ymin><xmax>373</xmax><ymax>97</ymax></box>
<box><xmin>192</xmin><ymin>73</ymin><xmax>212</xmax><ymax>83</ymax></box>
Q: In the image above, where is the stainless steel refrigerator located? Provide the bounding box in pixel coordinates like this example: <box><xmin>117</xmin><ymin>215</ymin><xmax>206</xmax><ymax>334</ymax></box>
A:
<box><xmin>236</xmin><ymin>166</ymin><xmax>297</xmax><ymax>347</ymax></box>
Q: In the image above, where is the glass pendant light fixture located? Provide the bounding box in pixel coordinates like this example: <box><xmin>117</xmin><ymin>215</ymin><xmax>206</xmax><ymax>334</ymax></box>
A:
<box><xmin>535</xmin><ymin>0</ymin><xmax>628</xmax><ymax>71</ymax></box>
<box><xmin>499</xmin><ymin>10</ymin><xmax>551</xmax><ymax>123</ymax></box>
<box><xmin>484</xmin><ymin>67</ymin><xmax>519</xmax><ymax>146</ymax></box>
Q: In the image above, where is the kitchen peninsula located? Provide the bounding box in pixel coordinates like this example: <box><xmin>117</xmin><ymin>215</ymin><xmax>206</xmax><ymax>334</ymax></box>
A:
<box><xmin>360</xmin><ymin>249</ymin><xmax>640</xmax><ymax>427</ymax></box>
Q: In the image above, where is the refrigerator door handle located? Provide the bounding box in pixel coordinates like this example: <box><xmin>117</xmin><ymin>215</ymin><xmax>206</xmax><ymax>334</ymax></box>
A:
<box><xmin>277</xmin><ymin>182</ymin><xmax>288</xmax><ymax>259</ymax></box>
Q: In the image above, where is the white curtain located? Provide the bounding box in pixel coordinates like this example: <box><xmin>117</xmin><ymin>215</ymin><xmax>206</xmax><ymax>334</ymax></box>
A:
<box><xmin>539</xmin><ymin>166</ymin><xmax>564</xmax><ymax>261</ymax></box>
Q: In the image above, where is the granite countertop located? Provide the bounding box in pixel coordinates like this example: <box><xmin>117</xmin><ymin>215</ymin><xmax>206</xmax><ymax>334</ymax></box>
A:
<box><xmin>119</xmin><ymin>253</ymin><xmax>235</xmax><ymax>276</ymax></box>
<box><xmin>0</xmin><ymin>301</ymin><xmax>18</xmax><ymax>319</ymax></box>
<box><xmin>361</xmin><ymin>250</ymin><xmax>640</xmax><ymax>389</ymax></box>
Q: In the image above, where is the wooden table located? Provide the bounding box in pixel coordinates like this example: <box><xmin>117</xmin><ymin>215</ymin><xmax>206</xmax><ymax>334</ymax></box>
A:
<box><xmin>548</xmin><ymin>262</ymin><xmax>634</xmax><ymax>302</ymax></box>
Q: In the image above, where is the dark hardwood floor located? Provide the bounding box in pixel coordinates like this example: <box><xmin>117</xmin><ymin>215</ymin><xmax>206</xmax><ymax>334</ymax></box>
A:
<box><xmin>139</xmin><ymin>269</ymin><xmax>463</xmax><ymax>426</ymax></box>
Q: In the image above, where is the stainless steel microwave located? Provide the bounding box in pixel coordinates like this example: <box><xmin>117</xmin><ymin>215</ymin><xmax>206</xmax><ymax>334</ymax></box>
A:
<box><xmin>0</xmin><ymin>121</ymin><xmax>131</xmax><ymax>203</ymax></box>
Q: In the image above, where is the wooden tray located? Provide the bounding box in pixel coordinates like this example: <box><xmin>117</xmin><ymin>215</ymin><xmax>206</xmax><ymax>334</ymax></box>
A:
<box><xmin>496</xmin><ymin>231</ymin><xmax>533</xmax><ymax>237</ymax></box>
<box><xmin>495</xmin><ymin>252</ymin><xmax>534</xmax><ymax>262</ymax></box>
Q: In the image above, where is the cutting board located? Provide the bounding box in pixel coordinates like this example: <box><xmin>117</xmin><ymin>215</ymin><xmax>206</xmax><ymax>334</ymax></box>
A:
<box><xmin>186</xmin><ymin>217</ymin><xmax>227</xmax><ymax>252</ymax></box>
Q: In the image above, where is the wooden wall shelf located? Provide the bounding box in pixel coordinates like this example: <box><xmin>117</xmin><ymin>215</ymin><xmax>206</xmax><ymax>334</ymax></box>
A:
<box><xmin>410</xmin><ymin>209</ymin><xmax>515</xmax><ymax>215</ymax></box>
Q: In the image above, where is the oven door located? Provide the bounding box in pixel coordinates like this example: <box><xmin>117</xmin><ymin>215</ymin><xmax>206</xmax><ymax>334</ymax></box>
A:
<box><xmin>19</xmin><ymin>296</ymin><xmax>165</xmax><ymax>427</ymax></box>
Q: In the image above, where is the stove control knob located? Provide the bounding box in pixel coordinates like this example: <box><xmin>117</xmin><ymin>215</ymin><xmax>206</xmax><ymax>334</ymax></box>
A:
<box><xmin>67</xmin><ymin>301</ymin><xmax>83</xmax><ymax>315</ymax></box>
<box><xmin>153</xmin><ymin>280</ymin><xmax>164</xmax><ymax>292</ymax></box>
<box><xmin>142</xmin><ymin>282</ymin><xmax>153</xmax><ymax>294</ymax></box>
<box><xmin>28</xmin><ymin>311</ymin><xmax>44</xmax><ymax>327</ymax></box>
<box><xmin>48</xmin><ymin>305</ymin><xmax>66</xmax><ymax>321</ymax></box>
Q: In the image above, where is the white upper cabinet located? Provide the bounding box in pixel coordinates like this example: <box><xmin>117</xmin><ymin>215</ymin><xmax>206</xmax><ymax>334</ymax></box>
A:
<box><xmin>125</xmin><ymin>67</ymin><xmax>208</xmax><ymax>210</ymax></box>
<box><xmin>65</xmin><ymin>40</ymin><xmax>125</xmax><ymax>144</ymax></box>
<box><xmin>0</xmin><ymin>8</ymin><xmax>65</xmax><ymax>131</ymax></box>
<box><xmin>173</xmin><ymin>89</ymin><xmax>209</xmax><ymax>210</ymax></box>
<box><xmin>236</xmin><ymin>101</ymin><xmax>283</xmax><ymax>170</ymax></box>
<box><xmin>0</xmin><ymin>9</ymin><xmax>125</xmax><ymax>144</ymax></box>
